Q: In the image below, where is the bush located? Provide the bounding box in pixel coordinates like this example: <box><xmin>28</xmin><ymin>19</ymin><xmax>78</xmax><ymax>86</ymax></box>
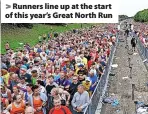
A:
<box><xmin>134</xmin><ymin>9</ymin><xmax>148</xmax><ymax>22</ymax></box>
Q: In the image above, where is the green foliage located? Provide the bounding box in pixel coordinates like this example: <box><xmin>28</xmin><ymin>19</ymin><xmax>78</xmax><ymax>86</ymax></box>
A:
<box><xmin>134</xmin><ymin>9</ymin><xmax>148</xmax><ymax>22</ymax></box>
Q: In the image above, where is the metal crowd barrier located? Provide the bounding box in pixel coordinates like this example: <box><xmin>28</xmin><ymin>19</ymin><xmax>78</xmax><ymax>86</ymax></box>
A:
<box><xmin>136</xmin><ymin>36</ymin><xmax>148</xmax><ymax>60</ymax></box>
<box><xmin>83</xmin><ymin>35</ymin><xmax>118</xmax><ymax>114</ymax></box>
<box><xmin>136</xmin><ymin>36</ymin><xmax>148</xmax><ymax>71</ymax></box>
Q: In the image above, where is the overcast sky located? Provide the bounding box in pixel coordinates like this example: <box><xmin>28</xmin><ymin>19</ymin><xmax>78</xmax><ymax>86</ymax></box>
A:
<box><xmin>119</xmin><ymin>0</ymin><xmax>148</xmax><ymax>16</ymax></box>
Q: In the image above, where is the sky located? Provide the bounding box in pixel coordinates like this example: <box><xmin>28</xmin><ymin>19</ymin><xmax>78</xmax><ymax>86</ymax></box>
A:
<box><xmin>119</xmin><ymin>0</ymin><xmax>148</xmax><ymax>17</ymax></box>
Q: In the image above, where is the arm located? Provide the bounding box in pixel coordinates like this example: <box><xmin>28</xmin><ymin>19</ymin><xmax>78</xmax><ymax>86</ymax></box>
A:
<box><xmin>5</xmin><ymin>104</ymin><xmax>12</xmax><ymax>112</ymax></box>
<box><xmin>7</xmin><ymin>89</ymin><xmax>12</xmax><ymax>102</ymax></box>
<box><xmin>71</xmin><ymin>93</ymin><xmax>77</xmax><ymax>108</ymax></box>
<box><xmin>92</xmin><ymin>81</ymin><xmax>97</xmax><ymax>87</ymax></box>
<box><xmin>62</xmin><ymin>90</ymin><xmax>71</xmax><ymax>101</ymax></box>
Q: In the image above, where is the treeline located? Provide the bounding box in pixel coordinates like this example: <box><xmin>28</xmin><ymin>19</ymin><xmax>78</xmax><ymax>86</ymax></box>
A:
<box><xmin>134</xmin><ymin>9</ymin><xmax>148</xmax><ymax>22</ymax></box>
<box><xmin>5</xmin><ymin>23</ymin><xmax>67</xmax><ymax>29</ymax></box>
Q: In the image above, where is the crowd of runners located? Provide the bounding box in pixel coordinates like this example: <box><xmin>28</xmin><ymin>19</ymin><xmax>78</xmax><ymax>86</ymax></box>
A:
<box><xmin>1</xmin><ymin>24</ymin><xmax>118</xmax><ymax>114</ymax></box>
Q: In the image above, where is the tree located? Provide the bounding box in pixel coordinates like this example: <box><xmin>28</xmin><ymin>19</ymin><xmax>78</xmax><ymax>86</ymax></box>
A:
<box><xmin>134</xmin><ymin>9</ymin><xmax>148</xmax><ymax>22</ymax></box>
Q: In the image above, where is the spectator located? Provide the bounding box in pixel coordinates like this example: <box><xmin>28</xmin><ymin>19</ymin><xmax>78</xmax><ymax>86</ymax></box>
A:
<box><xmin>71</xmin><ymin>84</ymin><xmax>90</xmax><ymax>114</ymax></box>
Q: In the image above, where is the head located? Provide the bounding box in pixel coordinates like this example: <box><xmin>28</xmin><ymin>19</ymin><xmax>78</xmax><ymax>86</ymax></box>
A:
<box><xmin>36</xmin><ymin>80</ymin><xmax>44</xmax><ymax>87</ymax></box>
<box><xmin>26</xmin><ymin>84</ymin><xmax>33</xmax><ymax>92</ymax></box>
<box><xmin>51</xmin><ymin>88</ymin><xmax>59</xmax><ymax>97</ymax></box>
<box><xmin>77</xmin><ymin>84</ymin><xmax>85</xmax><ymax>94</ymax></box>
<box><xmin>40</xmin><ymin>64</ymin><xmax>46</xmax><ymax>71</ymax></box>
<box><xmin>55</xmin><ymin>68</ymin><xmax>60</xmax><ymax>73</ymax></box>
<box><xmin>31</xmin><ymin>70</ymin><xmax>38</xmax><ymax>77</ymax></box>
<box><xmin>20</xmin><ymin>77</ymin><xmax>26</xmax><ymax>84</ymax></box>
<box><xmin>13</xmin><ymin>86</ymin><xmax>19</xmax><ymax>93</ymax></box>
<box><xmin>48</xmin><ymin>75</ymin><xmax>54</xmax><ymax>84</ymax></box>
<box><xmin>85</xmin><ymin>77</ymin><xmax>91</xmax><ymax>85</ymax></box>
<box><xmin>25</xmin><ymin>106</ymin><xmax>35</xmax><ymax>114</ymax></box>
<box><xmin>29</xmin><ymin>55</ymin><xmax>33</xmax><ymax>60</ymax></box>
<box><xmin>32</xmin><ymin>85</ymin><xmax>40</xmax><ymax>96</ymax></box>
<box><xmin>29</xmin><ymin>62</ymin><xmax>33</xmax><ymax>69</ymax></box>
<box><xmin>0</xmin><ymin>85</ymin><xmax>6</xmax><ymax>93</ymax></box>
<box><xmin>89</xmin><ymin>71</ymin><xmax>94</xmax><ymax>77</ymax></box>
<box><xmin>53</xmin><ymin>98</ymin><xmax>61</xmax><ymax>108</ymax></box>
<box><xmin>20</xmin><ymin>65</ymin><xmax>27</xmax><ymax>75</ymax></box>
<box><xmin>78</xmin><ymin>64</ymin><xmax>84</xmax><ymax>70</ymax></box>
<box><xmin>72</xmin><ymin>76</ymin><xmax>78</xmax><ymax>84</ymax></box>
<box><xmin>40</xmin><ymin>71</ymin><xmax>46</xmax><ymax>78</ymax></box>
<box><xmin>10</xmin><ymin>72</ymin><xmax>18</xmax><ymax>81</ymax></box>
<box><xmin>13</xmin><ymin>94</ymin><xmax>22</xmax><ymax>103</ymax></box>
<box><xmin>60</xmin><ymin>72</ymin><xmax>65</xmax><ymax>80</ymax></box>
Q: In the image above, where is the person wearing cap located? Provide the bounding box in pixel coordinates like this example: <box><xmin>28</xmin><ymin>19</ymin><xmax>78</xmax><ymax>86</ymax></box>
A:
<box><xmin>82</xmin><ymin>77</ymin><xmax>91</xmax><ymax>94</ymax></box>
<box><xmin>77</xmin><ymin>64</ymin><xmax>87</xmax><ymax>75</ymax></box>
<box><xmin>20</xmin><ymin>65</ymin><xmax>32</xmax><ymax>83</ymax></box>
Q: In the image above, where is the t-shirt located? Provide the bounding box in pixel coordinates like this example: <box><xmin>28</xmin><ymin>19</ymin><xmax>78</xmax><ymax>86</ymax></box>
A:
<box><xmin>49</xmin><ymin>106</ymin><xmax>72</xmax><ymax>114</ymax></box>
<box><xmin>56</xmin><ymin>78</ymin><xmax>70</xmax><ymax>88</ymax></box>
<box><xmin>89</xmin><ymin>75</ymin><xmax>98</xmax><ymax>91</ymax></box>
<box><xmin>32</xmin><ymin>77</ymin><xmax>37</xmax><ymax>85</ymax></box>
<box><xmin>82</xmin><ymin>81</ymin><xmax>91</xmax><ymax>91</ymax></box>
<box><xmin>82</xmin><ymin>57</ymin><xmax>88</xmax><ymax>65</ymax></box>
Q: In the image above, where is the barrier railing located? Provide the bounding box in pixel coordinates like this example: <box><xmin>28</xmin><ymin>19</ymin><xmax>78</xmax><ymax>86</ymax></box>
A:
<box><xmin>136</xmin><ymin>36</ymin><xmax>148</xmax><ymax>71</ymax></box>
<box><xmin>83</xmin><ymin>35</ymin><xmax>118</xmax><ymax>114</ymax></box>
<box><xmin>136</xmin><ymin>37</ymin><xmax>148</xmax><ymax>60</ymax></box>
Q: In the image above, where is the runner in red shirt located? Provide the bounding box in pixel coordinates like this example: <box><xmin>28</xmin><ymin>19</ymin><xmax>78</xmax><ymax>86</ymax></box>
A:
<box><xmin>49</xmin><ymin>98</ymin><xmax>72</xmax><ymax>114</ymax></box>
